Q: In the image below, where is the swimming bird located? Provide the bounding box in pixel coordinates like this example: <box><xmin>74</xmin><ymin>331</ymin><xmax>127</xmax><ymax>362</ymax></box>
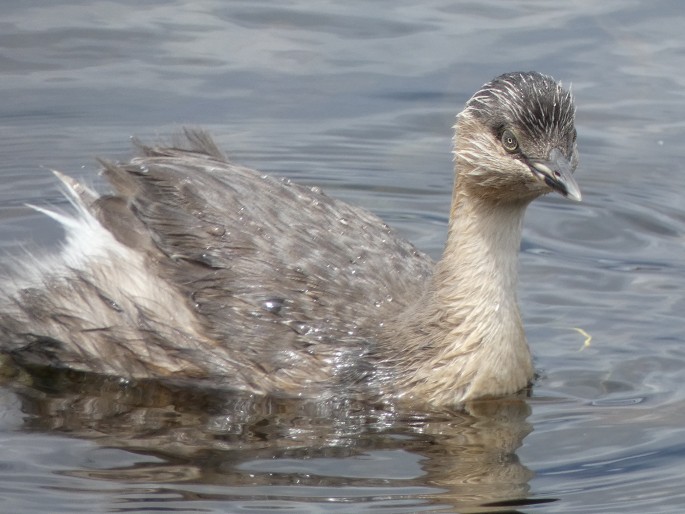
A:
<box><xmin>0</xmin><ymin>72</ymin><xmax>580</xmax><ymax>406</ymax></box>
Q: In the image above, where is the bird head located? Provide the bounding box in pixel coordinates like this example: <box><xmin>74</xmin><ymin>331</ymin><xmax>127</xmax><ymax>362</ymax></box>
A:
<box><xmin>454</xmin><ymin>71</ymin><xmax>580</xmax><ymax>203</ymax></box>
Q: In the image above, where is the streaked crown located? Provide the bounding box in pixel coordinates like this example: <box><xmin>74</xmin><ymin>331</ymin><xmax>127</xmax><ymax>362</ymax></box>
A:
<box><xmin>463</xmin><ymin>71</ymin><xmax>575</xmax><ymax>151</ymax></box>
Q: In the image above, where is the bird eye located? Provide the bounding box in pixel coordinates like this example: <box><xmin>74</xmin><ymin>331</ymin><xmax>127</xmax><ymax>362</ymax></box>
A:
<box><xmin>501</xmin><ymin>130</ymin><xmax>519</xmax><ymax>153</ymax></box>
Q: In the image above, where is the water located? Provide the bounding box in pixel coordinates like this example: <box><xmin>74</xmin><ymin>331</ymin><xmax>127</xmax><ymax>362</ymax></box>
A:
<box><xmin>0</xmin><ymin>1</ymin><xmax>684</xmax><ymax>512</ymax></box>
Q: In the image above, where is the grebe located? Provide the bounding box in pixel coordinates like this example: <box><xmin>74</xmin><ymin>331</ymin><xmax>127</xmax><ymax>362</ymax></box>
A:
<box><xmin>0</xmin><ymin>72</ymin><xmax>580</xmax><ymax>406</ymax></box>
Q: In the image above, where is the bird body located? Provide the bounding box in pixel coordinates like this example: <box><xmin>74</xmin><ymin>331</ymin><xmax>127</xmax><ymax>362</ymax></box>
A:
<box><xmin>0</xmin><ymin>72</ymin><xmax>580</xmax><ymax>406</ymax></box>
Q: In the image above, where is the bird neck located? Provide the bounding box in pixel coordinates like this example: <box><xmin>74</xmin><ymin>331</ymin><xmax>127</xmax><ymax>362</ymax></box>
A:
<box><xmin>387</xmin><ymin>178</ymin><xmax>534</xmax><ymax>405</ymax></box>
<box><xmin>437</xmin><ymin>186</ymin><xmax>527</xmax><ymax>313</ymax></box>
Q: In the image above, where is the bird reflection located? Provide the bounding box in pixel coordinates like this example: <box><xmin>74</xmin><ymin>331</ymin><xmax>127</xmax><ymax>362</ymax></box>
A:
<box><xmin>0</xmin><ymin>358</ymin><xmax>556</xmax><ymax>512</ymax></box>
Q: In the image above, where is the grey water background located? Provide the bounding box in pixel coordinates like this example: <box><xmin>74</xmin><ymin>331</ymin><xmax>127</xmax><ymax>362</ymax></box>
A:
<box><xmin>0</xmin><ymin>1</ymin><xmax>684</xmax><ymax>512</ymax></box>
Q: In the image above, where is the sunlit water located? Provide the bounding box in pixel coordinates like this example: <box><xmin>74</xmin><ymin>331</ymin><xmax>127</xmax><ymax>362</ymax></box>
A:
<box><xmin>0</xmin><ymin>1</ymin><xmax>684</xmax><ymax>512</ymax></box>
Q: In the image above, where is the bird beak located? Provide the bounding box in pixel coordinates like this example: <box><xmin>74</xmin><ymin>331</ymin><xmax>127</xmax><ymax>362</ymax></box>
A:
<box><xmin>528</xmin><ymin>148</ymin><xmax>582</xmax><ymax>202</ymax></box>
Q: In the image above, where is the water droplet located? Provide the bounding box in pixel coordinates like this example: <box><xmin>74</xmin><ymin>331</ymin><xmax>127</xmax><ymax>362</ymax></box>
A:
<box><xmin>206</xmin><ymin>224</ymin><xmax>225</xmax><ymax>237</ymax></box>
<box><xmin>199</xmin><ymin>252</ymin><xmax>214</xmax><ymax>265</ymax></box>
<box><xmin>288</xmin><ymin>321</ymin><xmax>310</xmax><ymax>335</ymax></box>
<box><xmin>263</xmin><ymin>298</ymin><xmax>284</xmax><ymax>315</ymax></box>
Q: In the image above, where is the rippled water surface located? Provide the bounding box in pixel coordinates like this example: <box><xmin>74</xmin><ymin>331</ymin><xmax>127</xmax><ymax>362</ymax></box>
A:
<box><xmin>1</xmin><ymin>1</ymin><xmax>685</xmax><ymax>512</ymax></box>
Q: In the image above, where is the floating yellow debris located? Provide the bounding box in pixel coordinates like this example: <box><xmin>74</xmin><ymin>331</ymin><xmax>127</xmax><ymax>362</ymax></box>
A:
<box><xmin>574</xmin><ymin>327</ymin><xmax>592</xmax><ymax>351</ymax></box>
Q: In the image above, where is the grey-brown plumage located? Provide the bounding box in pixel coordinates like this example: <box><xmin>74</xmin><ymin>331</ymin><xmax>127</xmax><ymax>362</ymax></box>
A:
<box><xmin>0</xmin><ymin>72</ymin><xmax>580</xmax><ymax>406</ymax></box>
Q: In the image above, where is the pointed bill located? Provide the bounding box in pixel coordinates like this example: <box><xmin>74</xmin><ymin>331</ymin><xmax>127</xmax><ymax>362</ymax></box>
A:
<box><xmin>529</xmin><ymin>148</ymin><xmax>581</xmax><ymax>202</ymax></box>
